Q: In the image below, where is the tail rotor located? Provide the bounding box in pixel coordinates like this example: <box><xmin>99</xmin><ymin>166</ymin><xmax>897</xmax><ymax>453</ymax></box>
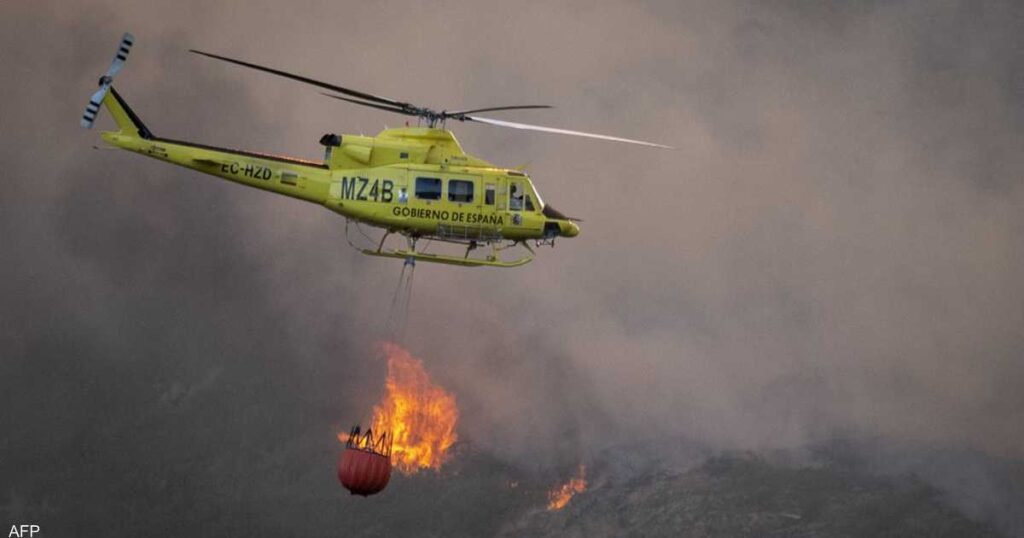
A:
<box><xmin>81</xmin><ymin>32</ymin><xmax>134</xmax><ymax>128</ymax></box>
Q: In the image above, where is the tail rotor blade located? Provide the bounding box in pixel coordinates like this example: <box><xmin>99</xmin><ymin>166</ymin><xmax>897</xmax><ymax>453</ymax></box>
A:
<box><xmin>106</xmin><ymin>32</ymin><xmax>134</xmax><ymax>78</ymax></box>
<box><xmin>81</xmin><ymin>32</ymin><xmax>133</xmax><ymax>129</ymax></box>
<box><xmin>81</xmin><ymin>82</ymin><xmax>111</xmax><ymax>128</ymax></box>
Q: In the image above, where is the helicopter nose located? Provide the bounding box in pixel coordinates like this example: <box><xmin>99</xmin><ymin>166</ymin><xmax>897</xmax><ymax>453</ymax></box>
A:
<box><xmin>560</xmin><ymin>220</ymin><xmax>580</xmax><ymax>238</ymax></box>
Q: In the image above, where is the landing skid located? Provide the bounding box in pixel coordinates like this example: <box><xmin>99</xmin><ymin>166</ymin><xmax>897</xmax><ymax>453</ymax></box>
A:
<box><xmin>353</xmin><ymin>227</ymin><xmax>534</xmax><ymax>268</ymax></box>
<box><xmin>361</xmin><ymin>248</ymin><xmax>532</xmax><ymax>268</ymax></box>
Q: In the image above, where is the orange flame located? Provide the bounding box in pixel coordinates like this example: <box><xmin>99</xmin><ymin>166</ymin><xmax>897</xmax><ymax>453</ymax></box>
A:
<box><xmin>369</xmin><ymin>341</ymin><xmax>458</xmax><ymax>474</ymax></box>
<box><xmin>547</xmin><ymin>464</ymin><xmax>587</xmax><ymax>510</ymax></box>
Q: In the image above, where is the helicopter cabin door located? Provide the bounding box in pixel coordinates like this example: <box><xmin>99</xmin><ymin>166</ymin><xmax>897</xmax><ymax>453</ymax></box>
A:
<box><xmin>442</xmin><ymin>174</ymin><xmax>482</xmax><ymax>240</ymax></box>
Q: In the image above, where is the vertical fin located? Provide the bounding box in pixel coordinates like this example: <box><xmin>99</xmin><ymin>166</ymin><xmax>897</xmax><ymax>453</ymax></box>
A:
<box><xmin>102</xmin><ymin>87</ymin><xmax>153</xmax><ymax>139</ymax></box>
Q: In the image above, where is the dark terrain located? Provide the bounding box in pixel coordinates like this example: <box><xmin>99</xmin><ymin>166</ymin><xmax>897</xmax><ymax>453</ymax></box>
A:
<box><xmin>5</xmin><ymin>434</ymin><xmax>1011</xmax><ymax>537</ymax></box>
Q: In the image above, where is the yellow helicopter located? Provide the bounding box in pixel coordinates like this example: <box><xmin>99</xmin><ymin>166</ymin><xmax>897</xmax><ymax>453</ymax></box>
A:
<box><xmin>82</xmin><ymin>33</ymin><xmax>670</xmax><ymax>268</ymax></box>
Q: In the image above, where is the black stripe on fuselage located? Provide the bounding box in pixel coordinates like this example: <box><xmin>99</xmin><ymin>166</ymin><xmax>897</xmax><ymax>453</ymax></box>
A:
<box><xmin>152</xmin><ymin>137</ymin><xmax>328</xmax><ymax>169</ymax></box>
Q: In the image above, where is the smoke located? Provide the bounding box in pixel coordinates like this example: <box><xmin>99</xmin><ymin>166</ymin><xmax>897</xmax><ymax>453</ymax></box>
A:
<box><xmin>1</xmin><ymin>0</ymin><xmax>1022</xmax><ymax>534</ymax></box>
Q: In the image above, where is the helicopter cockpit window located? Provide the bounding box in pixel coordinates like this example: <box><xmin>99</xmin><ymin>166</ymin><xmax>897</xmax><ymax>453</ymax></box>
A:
<box><xmin>509</xmin><ymin>182</ymin><xmax>524</xmax><ymax>211</ymax></box>
<box><xmin>448</xmin><ymin>180</ymin><xmax>474</xmax><ymax>203</ymax></box>
<box><xmin>525</xmin><ymin>195</ymin><xmax>535</xmax><ymax>212</ymax></box>
<box><xmin>415</xmin><ymin>177</ymin><xmax>442</xmax><ymax>201</ymax></box>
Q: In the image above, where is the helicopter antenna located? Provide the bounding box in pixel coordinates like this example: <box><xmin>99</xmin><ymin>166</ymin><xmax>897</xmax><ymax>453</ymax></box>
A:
<box><xmin>189</xmin><ymin>49</ymin><xmax>671</xmax><ymax>148</ymax></box>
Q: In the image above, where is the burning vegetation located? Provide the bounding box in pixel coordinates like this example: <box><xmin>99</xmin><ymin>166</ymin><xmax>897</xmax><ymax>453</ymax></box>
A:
<box><xmin>547</xmin><ymin>464</ymin><xmax>588</xmax><ymax>511</ymax></box>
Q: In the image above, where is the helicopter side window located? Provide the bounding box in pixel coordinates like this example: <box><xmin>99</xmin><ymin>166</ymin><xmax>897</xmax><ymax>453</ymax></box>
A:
<box><xmin>485</xmin><ymin>184</ymin><xmax>495</xmax><ymax>205</ymax></box>
<box><xmin>448</xmin><ymin>180</ymin><xmax>474</xmax><ymax>203</ymax></box>
<box><xmin>415</xmin><ymin>177</ymin><xmax>442</xmax><ymax>201</ymax></box>
<box><xmin>525</xmin><ymin>195</ymin><xmax>535</xmax><ymax>212</ymax></box>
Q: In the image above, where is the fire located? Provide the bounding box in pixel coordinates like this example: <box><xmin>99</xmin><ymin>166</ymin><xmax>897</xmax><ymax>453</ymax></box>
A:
<box><xmin>369</xmin><ymin>341</ymin><xmax>458</xmax><ymax>474</ymax></box>
<box><xmin>547</xmin><ymin>464</ymin><xmax>587</xmax><ymax>510</ymax></box>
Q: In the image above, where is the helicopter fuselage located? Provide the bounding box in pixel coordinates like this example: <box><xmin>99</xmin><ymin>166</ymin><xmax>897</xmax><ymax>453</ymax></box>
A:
<box><xmin>83</xmin><ymin>34</ymin><xmax>670</xmax><ymax>266</ymax></box>
<box><xmin>100</xmin><ymin>112</ymin><xmax>579</xmax><ymax>250</ymax></box>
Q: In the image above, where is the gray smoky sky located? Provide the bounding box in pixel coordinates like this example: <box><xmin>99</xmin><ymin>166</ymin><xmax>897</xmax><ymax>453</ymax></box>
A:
<box><xmin>2</xmin><ymin>0</ymin><xmax>1022</xmax><ymax>535</ymax></box>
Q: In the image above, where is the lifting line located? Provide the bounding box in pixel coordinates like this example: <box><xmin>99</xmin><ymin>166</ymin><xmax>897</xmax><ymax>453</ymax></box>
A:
<box><xmin>382</xmin><ymin>251</ymin><xmax>415</xmax><ymax>341</ymax></box>
<box><xmin>343</xmin><ymin>218</ymin><xmax>422</xmax><ymax>341</ymax></box>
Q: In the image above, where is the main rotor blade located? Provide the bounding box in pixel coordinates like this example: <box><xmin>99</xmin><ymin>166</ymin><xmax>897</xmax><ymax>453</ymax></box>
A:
<box><xmin>189</xmin><ymin>49</ymin><xmax>411</xmax><ymax>110</ymax></box>
<box><xmin>321</xmin><ymin>93</ymin><xmax>418</xmax><ymax>117</ymax></box>
<box><xmin>464</xmin><ymin>115</ymin><xmax>673</xmax><ymax>149</ymax></box>
<box><xmin>447</xmin><ymin>105</ymin><xmax>553</xmax><ymax>116</ymax></box>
